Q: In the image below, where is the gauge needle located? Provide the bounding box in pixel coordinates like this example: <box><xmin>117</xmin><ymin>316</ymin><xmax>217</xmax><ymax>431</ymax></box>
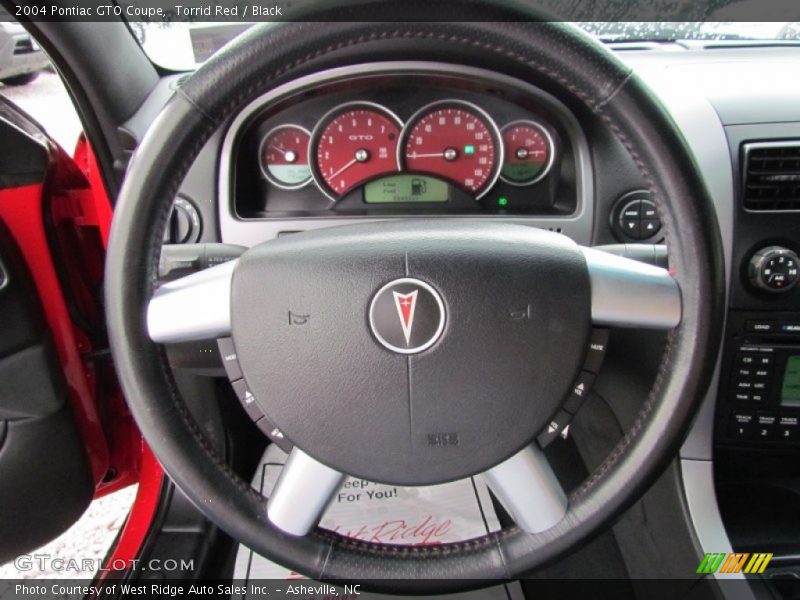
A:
<box><xmin>408</xmin><ymin>151</ymin><xmax>445</xmax><ymax>158</ymax></box>
<box><xmin>329</xmin><ymin>158</ymin><xmax>357</xmax><ymax>179</ymax></box>
<box><xmin>270</xmin><ymin>144</ymin><xmax>287</xmax><ymax>156</ymax></box>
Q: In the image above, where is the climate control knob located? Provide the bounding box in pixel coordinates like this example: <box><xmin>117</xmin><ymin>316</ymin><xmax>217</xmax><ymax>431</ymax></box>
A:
<box><xmin>748</xmin><ymin>246</ymin><xmax>799</xmax><ymax>293</ymax></box>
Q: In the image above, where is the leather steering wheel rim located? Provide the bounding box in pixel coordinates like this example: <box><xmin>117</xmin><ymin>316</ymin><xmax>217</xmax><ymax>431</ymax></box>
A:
<box><xmin>105</xmin><ymin>4</ymin><xmax>724</xmax><ymax>591</ymax></box>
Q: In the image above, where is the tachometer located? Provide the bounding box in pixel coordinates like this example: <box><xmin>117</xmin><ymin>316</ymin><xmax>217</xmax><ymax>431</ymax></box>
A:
<box><xmin>499</xmin><ymin>120</ymin><xmax>555</xmax><ymax>185</ymax></box>
<box><xmin>259</xmin><ymin>125</ymin><xmax>312</xmax><ymax>189</ymax></box>
<box><xmin>311</xmin><ymin>102</ymin><xmax>402</xmax><ymax>199</ymax></box>
<box><xmin>400</xmin><ymin>100</ymin><xmax>502</xmax><ymax>198</ymax></box>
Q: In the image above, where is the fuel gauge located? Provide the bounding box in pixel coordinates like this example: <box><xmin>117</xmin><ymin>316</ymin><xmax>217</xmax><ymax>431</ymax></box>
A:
<box><xmin>499</xmin><ymin>120</ymin><xmax>555</xmax><ymax>186</ymax></box>
<box><xmin>259</xmin><ymin>125</ymin><xmax>312</xmax><ymax>189</ymax></box>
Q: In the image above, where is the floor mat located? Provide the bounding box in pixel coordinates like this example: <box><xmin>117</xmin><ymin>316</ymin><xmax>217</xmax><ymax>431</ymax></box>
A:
<box><xmin>233</xmin><ymin>445</ymin><xmax>523</xmax><ymax>599</ymax></box>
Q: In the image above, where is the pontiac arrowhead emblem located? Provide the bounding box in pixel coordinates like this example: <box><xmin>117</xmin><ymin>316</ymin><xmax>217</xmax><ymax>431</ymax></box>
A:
<box><xmin>392</xmin><ymin>290</ymin><xmax>419</xmax><ymax>345</ymax></box>
<box><xmin>369</xmin><ymin>278</ymin><xmax>445</xmax><ymax>355</ymax></box>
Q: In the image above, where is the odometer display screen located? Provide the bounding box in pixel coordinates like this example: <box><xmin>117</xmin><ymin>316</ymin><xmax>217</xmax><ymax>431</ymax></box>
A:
<box><xmin>364</xmin><ymin>175</ymin><xmax>449</xmax><ymax>204</ymax></box>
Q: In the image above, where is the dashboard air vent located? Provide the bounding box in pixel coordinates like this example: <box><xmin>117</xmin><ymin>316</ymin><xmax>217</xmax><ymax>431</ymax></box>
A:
<box><xmin>743</xmin><ymin>142</ymin><xmax>800</xmax><ymax>211</ymax></box>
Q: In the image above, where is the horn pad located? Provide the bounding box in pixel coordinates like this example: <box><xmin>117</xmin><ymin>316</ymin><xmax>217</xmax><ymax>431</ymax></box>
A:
<box><xmin>231</xmin><ymin>220</ymin><xmax>590</xmax><ymax>485</ymax></box>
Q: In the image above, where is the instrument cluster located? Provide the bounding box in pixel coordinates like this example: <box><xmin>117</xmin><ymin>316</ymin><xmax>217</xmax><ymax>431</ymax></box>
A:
<box><xmin>234</xmin><ymin>81</ymin><xmax>576</xmax><ymax>218</ymax></box>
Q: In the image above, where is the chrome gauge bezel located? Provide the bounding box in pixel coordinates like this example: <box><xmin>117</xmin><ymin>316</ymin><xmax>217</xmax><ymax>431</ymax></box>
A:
<box><xmin>498</xmin><ymin>119</ymin><xmax>557</xmax><ymax>186</ymax></box>
<box><xmin>258</xmin><ymin>124</ymin><xmax>314</xmax><ymax>190</ymax></box>
<box><xmin>308</xmin><ymin>100</ymin><xmax>404</xmax><ymax>203</ymax></box>
<box><xmin>397</xmin><ymin>98</ymin><xmax>504</xmax><ymax>200</ymax></box>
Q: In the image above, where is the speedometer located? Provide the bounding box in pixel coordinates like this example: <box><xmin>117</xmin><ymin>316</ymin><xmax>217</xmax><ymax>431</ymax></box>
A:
<box><xmin>310</xmin><ymin>102</ymin><xmax>402</xmax><ymax>200</ymax></box>
<box><xmin>399</xmin><ymin>100</ymin><xmax>502</xmax><ymax>198</ymax></box>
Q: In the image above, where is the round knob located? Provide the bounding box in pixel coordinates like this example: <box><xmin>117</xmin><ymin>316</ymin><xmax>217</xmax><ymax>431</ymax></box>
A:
<box><xmin>748</xmin><ymin>246</ymin><xmax>800</xmax><ymax>293</ymax></box>
<box><xmin>163</xmin><ymin>197</ymin><xmax>201</xmax><ymax>244</ymax></box>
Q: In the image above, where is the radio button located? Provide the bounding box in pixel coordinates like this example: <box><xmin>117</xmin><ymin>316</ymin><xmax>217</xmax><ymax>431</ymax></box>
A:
<box><xmin>733</xmin><ymin>392</ymin><xmax>751</xmax><ymax>402</ymax></box>
<box><xmin>754</xmin><ymin>367</ymin><xmax>772</xmax><ymax>379</ymax></box>
<box><xmin>564</xmin><ymin>370</ymin><xmax>596</xmax><ymax>414</ymax></box>
<box><xmin>777</xmin><ymin>322</ymin><xmax>800</xmax><ymax>334</ymax></box>
<box><xmin>778</xmin><ymin>416</ymin><xmax>798</xmax><ymax>442</ymax></box>
<box><xmin>537</xmin><ymin>409</ymin><xmax>572</xmax><ymax>448</ymax></box>
<box><xmin>756</xmin><ymin>355</ymin><xmax>774</xmax><ymax>367</ymax></box>
<box><xmin>746</xmin><ymin>320</ymin><xmax>776</xmax><ymax>333</ymax></box>
<box><xmin>736</xmin><ymin>367</ymin><xmax>753</xmax><ymax>378</ymax></box>
<box><xmin>752</xmin><ymin>381</ymin><xmax>769</xmax><ymax>391</ymax></box>
<box><xmin>756</xmin><ymin>414</ymin><xmax>777</xmax><ymax>440</ymax></box>
<box><xmin>730</xmin><ymin>412</ymin><xmax>754</xmax><ymax>439</ymax></box>
<box><xmin>751</xmin><ymin>392</ymin><xmax>767</xmax><ymax>403</ymax></box>
<box><xmin>583</xmin><ymin>328</ymin><xmax>609</xmax><ymax>374</ymax></box>
<box><xmin>217</xmin><ymin>337</ymin><xmax>243</xmax><ymax>381</ymax></box>
<box><xmin>735</xmin><ymin>380</ymin><xmax>753</xmax><ymax>390</ymax></box>
<box><xmin>232</xmin><ymin>379</ymin><xmax>261</xmax><ymax>420</ymax></box>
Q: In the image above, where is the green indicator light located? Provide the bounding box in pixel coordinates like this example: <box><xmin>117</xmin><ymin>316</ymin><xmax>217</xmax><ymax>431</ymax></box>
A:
<box><xmin>497</xmin><ymin>197</ymin><xmax>508</xmax><ymax>207</ymax></box>
<box><xmin>464</xmin><ymin>145</ymin><xmax>475</xmax><ymax>155</ymax></box>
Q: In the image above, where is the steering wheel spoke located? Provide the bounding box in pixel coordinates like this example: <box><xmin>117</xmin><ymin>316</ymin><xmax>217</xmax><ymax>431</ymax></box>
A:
<box><xmin>267</xmin><ymin>448</ymin><xmax>346</xmax><ymax>536</ymax></box>
<box><xmin>146</xmin><ymin>260</ymin><xmax>237</xmax><ymax>343</ymax></box>
<box><xmin>581</xmin><ymin>247</ymin><xmax>681</xmax><ymax>330</ymax></box>
<box><xmin>483</xmin><ymin>444</ymin><xmax>568</xmax><ymax>534</ymax></box>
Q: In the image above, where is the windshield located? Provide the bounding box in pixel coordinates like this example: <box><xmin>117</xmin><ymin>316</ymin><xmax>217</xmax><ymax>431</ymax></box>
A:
<box><xmin>132</xmin><ymin>21</ymin><xmax>800</xmax><ymax>71</ymax></box>
<box><xmin>579</xmin><ymin>22</ymin><xmax>800</xmax><ymax>42</ymax></box>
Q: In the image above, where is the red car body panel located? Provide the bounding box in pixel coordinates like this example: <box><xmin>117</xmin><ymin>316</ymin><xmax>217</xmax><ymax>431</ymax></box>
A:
<box><xmin>0</xmin><ymin>132</ymin><xmax>163</xmax><ymax>563</ymax></box>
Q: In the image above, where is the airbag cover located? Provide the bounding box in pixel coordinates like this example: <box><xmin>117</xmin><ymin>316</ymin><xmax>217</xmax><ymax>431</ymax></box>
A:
<box><xmin>231</xmin><ymin>220</ymin><xmax>590</xmax><ymax>484</ymax></box>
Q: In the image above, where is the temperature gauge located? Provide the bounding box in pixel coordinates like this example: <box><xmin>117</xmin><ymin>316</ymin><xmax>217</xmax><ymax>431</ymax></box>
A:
<box><xmin>499</xmin><ymin>120</ymin><xmax>555</xmax><ymax>186</ymax></box>
<box><xmin>259</xmin><ymin>125</ymin><xmax>312</xmax><ymax>189</ymax></box>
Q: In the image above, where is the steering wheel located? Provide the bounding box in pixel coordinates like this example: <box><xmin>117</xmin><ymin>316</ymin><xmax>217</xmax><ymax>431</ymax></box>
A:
<box><xmin>105</xmin><ymin>3</ymin><xmax>724</xmax><ymax>592</ymax></box>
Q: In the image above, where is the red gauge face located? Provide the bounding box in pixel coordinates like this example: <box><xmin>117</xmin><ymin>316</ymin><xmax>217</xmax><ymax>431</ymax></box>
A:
<box><xmin>401</xmin><ymin>102</ymin><xmax>501</xmax><ymax>197</ymax></box>
<box><xmin>312</xmin><ymin>104</ymin><xmax>401</xmax><ymax>198</ymax></box>
<box><xmin>260</xmin><ymin>125</ymin><xmax>312</xmax><ymax>189</ymax></box>
<box><xmin>500</xmin><ymin>121</ymin><xmax>554</xmax><ymax>185</ymax></box>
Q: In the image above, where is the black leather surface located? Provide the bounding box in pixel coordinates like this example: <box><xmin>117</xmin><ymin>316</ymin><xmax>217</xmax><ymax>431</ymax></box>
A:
<box><xmin>104</xmin><ymin>5</ymin><xmax>725</xmax><ymax>590</ymax></box>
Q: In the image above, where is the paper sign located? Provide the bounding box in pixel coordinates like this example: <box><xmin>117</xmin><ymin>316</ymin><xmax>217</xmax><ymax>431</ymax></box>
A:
<box><xmin>233</xmin><ymin>446</ymin><xmax>523</xmax><ymax>599</ymax></box>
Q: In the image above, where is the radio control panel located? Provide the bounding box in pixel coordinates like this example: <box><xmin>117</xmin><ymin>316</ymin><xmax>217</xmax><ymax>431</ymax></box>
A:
<box><xmin>717</xmin><ymin>312</ymin><xmax>800</xmax><ymax>447</ymax></box>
